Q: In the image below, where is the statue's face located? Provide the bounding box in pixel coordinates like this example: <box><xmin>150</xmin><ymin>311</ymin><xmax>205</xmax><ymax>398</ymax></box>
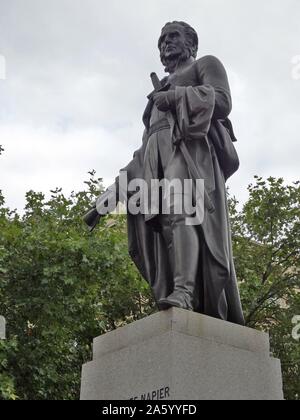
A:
<box><xmin>159</xmin><ymin>24</ymin><xmax>187</xmax><ymax>62</ymax></box>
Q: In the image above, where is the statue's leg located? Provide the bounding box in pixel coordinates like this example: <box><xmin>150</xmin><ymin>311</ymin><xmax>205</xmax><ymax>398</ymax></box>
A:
<box><xmin>155</xmin><ymin>131</ymin><xmax>200</xmax><ymax>311</ymax></box>
<box><xmin>201</xmin><ymin>242</ymin><xmax>229</xmax><ymax>321</ymax></box>
<box><xmin>158</xmin><ymin>212</ymin><xmax>200</xmax><ymax>311</ymax></box>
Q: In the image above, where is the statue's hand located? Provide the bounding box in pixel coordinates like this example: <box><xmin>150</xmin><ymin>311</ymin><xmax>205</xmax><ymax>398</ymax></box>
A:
<box><xmin>96</xmin><ymin>184</ymin><xmax>118</xmax><ymax>216</ymax></box>
<box><xmin>83</xmin><ymin>182</ymin><xmax>120</xmax><ymax>232</ymax></box>
<box><xmin>153</xmin><ymin>91</ymin><xmax>176</xmax><ymax>112</ymax></box>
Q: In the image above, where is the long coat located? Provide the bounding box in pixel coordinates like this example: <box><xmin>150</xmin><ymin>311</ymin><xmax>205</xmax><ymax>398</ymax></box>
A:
<box><xmin>119</xmin><ymin>56</ymin><xmax>244</xmax><ymax>325</ymax></box>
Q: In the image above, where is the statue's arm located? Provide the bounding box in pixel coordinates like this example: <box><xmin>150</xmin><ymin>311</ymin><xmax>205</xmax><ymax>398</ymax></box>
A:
<box><xmin>84</xmin><ymin>133</ymin><xmax>147</xmax><ymax>231</ymax></box>
<box><xmin>153</xmin><ymin>56</ymin><xmax>232</xmax><ymax>120</ymax></box>
<box><xmin>196</xmin><ymin>55</ymin><xmax>232</xmax><ymax>119</ymax></box>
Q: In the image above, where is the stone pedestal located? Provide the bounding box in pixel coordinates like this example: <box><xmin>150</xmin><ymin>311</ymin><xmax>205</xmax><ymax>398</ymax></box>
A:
<box><xmin>80</xmin><ymin>308</ymin><xmax>283</xmax><ymax>400</ymax></box>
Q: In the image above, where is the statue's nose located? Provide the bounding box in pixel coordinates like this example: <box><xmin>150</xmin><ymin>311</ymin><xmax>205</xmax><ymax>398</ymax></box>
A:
<box><xmin>165</xmin><ymin>35</ymin><xmax>173</xmax><ymax>44</ymax></box>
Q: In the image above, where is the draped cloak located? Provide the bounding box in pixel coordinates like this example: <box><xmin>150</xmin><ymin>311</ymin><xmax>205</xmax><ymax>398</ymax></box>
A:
<box><xmin>119</xmin><ymin>56</ymin><xmax>244</xmax><ymax>325</ymax></box>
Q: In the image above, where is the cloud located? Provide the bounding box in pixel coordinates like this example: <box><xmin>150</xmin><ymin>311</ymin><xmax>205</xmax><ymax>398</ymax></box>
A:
<box><xmin>0</xmin><ymin>0</ymin><xmax>299</xmax><ymax>211</ymax></box>
<box><xmin>0</xmin><ymin>122</ymin><xmax>143</xmax><ymax>209</ymax></box>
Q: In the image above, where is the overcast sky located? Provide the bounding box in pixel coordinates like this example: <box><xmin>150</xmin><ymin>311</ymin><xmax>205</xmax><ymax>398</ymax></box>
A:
<box><xmin>0</xmin><ymin>0</ymin><xmax>299</xmax><ymax>211</ymax></box>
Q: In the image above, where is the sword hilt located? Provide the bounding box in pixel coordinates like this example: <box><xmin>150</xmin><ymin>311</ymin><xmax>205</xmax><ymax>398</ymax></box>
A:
<box><xmin>150</xmin><ymin>72</ymin><xmax>162</xmax><ymax>92</ymax></box>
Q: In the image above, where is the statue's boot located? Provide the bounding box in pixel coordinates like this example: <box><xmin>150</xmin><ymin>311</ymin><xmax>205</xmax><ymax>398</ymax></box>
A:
<box><xmin>158</xmin><ymin>219</ymin><xmax>199</xmax><ymax>311</ymax></box>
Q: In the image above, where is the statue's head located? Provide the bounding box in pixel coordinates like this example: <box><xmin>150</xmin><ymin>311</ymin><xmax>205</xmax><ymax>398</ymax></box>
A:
<box><xmin>158</xmin><ymin>21</ymin><xmax>198</xmax><ymax>73</ymax></box>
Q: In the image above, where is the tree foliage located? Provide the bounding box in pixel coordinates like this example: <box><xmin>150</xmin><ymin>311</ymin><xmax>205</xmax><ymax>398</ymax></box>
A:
<box><xmin>230</xmin><ymin>176</ymin><xmax>300</xmax><ymax>400</ymax></box>
<box><xmin>0</xmin><ymin>174</ymin><xmax>299</xmax><ymax>400</ymax></box>
<box><xmin>0</xmin><ymin>173</ymin><xmax>154</xmax><ymax>400</ymax></box>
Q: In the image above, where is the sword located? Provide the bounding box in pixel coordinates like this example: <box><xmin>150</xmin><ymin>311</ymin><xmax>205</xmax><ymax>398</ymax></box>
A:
<box><xmin>150</xmin><ymin>73</ymin><xmax>215</xmax><ymax>214</ymax></box>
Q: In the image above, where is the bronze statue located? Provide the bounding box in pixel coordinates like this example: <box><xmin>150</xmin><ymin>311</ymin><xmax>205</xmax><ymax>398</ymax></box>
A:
<box><xmin>85</xmin><ymin>21</ymin><xmax>245</xmax><ymax>326</ymax></box>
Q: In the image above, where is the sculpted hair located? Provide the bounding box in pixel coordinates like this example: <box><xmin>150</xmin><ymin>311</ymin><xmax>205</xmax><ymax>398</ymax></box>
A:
<box><xmin>158</xmin><ymin>21</ymin><xmax>199</xmax><ymax>59</ymax></box>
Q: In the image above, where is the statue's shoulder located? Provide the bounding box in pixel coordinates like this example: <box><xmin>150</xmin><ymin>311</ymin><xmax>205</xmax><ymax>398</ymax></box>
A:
<box><xmin>193</xmin><ymin>56</ymin><xmax>228</xmax><ymax>82</ymax></box>
<box><xmin>195</xmin><ymin>55</ymin><xmax>225</xmax><ymax>70</ymax></box>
